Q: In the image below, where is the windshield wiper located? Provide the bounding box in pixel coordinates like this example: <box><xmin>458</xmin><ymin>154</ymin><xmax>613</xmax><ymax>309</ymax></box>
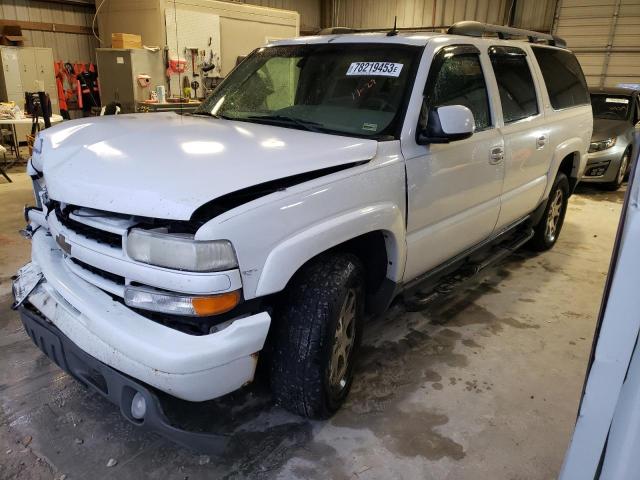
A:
<box><xmin>246</xmin><ymin>114</ymin><xmax>323</xmax><ymax>133</ymax></box>
<box><xmin>189</xmin><ymin>111</ymin><xmax>221</xmax><ymax>118</ymax></box>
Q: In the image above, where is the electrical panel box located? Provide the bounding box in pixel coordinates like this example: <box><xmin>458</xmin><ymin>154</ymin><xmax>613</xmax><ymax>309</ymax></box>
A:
<box><xmin>96</xmin><ymin>48</ymin><xmax>166</xmax><ymax>114</ymax></box>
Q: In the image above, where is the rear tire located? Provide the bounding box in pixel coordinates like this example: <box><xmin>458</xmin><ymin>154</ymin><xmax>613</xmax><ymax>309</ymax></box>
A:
<box><xmin>529</xmin><ymin>172</ymin><xmax>569</xmax><ymax>251</ymax></box>
<box><xmin>270</xmin><ymin>253</ymin><xmax>365</xmax><ymax>418</ymax></box>
<box><xmin>602</xmin><ymin>148</ymin><xmax>630</xmax><ymax>191</ymax></box>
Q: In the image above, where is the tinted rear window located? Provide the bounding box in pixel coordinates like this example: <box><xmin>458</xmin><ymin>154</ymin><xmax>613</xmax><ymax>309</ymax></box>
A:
<box><xmin>532</xmin><ymin>47</ymin><xmax>589</xmax><ymax>110</ymax></box>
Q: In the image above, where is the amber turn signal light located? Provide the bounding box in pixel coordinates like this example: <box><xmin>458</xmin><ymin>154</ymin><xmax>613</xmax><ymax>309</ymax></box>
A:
<box><xmin>192</xmin><ymin>290</ymin><xmax>241</xmax><ymax>316</ymax></box>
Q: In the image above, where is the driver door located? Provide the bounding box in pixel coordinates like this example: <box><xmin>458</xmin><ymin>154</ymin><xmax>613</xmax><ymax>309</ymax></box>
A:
<box><xmin>403</xmin><ymin>44</ymin><xmax>504</xmax><ymax>282</ymax></box>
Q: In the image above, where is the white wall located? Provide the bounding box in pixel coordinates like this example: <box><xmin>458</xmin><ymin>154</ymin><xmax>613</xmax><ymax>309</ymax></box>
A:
<box><xmin>242</xmin><ymin>0</ymin><xmax>321</xmax><ymax>32</ymax></box>
<box><xmin>97</xmin><ymin>0</ymin><xmax>300</xmax><ymax>76</ymax></box>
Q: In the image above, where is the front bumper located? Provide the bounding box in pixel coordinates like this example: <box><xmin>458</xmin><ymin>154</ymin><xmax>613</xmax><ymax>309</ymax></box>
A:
<box><xmin>19</xmin><ymin>306</ymin><xmax>228</xmax><ymax>452</ymax></box>
<box><xmin>582</xmin><ymin>144</ymin><xmax>627</xmax><ymax>183</ymax></box>
<box><xmin>18</xmin><ymin>229</ymin><xmax>271</xmax><ymax>402</ymax></box>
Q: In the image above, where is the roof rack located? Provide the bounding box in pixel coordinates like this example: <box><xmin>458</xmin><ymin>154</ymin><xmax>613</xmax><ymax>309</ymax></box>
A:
<box><xmin>317</xmin><ymin>26</ymin><xmax>449</xmax><ymax>36</ymax></box>
<box><xmin>317</xmin><ymin>21</ymin><xmax>567</xmax><ymax>48</ymax></box>
<box><xmin>447</xmin><ymin>21</ymin><xmax>566</xmax><ymax>48</ymax></box>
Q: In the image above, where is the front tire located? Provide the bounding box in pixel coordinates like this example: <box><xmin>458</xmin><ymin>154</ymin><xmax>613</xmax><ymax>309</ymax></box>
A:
<box><xmin>602</xmin><ymin>148</ymin><xmax>630</xmax><ymax>191</ymax></box>
<box><xmin>529</xmin><ymin>172</ymin><xmax>570</xmax><ymax>251</ymax></box>
<box><xmin>271</xmin><ymin>253</ymin><xmax>365</xmax><ymax>418</ymax></box>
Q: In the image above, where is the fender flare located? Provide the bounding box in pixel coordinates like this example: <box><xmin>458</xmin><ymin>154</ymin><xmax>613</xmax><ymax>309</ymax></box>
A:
<box><xmin>544</xmin><ymin>137</ymin><xmax>586</xmax><ymax>199</ymax></box>
<box><xmin>254</xmin><ymin>202</ymin><xmax>406</xmax><ymax>297</ymax></box>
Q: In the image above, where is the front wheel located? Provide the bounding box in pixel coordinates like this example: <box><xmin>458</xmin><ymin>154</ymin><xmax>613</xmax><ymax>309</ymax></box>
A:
<box><xmin>529</xmin><ymin>172</ymin><xmax>570</xmax><ymax>251</ymax></box>
<box><xmin>270</xmin><ymin>253</ymin><xmax>365</xmax><ymax>418</ymax></box>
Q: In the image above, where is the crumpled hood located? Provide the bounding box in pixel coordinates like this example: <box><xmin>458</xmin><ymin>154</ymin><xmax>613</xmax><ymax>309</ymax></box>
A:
<box><xmin>591</xmin><ymin>118</ymin><xmax>628</xmax><ymax>142</ymax></box>
<box><xmin>35</xmin><ymin>113</ymin><xmax>377</xmax><ymax>220</ymax></box>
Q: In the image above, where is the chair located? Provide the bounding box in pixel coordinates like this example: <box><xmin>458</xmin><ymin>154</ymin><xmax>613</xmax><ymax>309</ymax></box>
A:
<box><xmin>1</xmin><ymin>127</ymin><xmax>19</xmax><ymax>158</ymax></box>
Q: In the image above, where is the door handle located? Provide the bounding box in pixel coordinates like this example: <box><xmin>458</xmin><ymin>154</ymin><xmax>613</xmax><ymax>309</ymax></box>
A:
<box><xmin>537</xmin><ymin>135</ymin><xmax>548</xmax><ymax>149</ymax></box>
<box><xmin>489</xmin><ymin>146</ymin><xmax>504</xmax><ymax>165</ymax></box>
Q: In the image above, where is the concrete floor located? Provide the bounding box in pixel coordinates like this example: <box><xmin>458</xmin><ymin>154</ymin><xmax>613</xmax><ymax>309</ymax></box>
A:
<box><xmin>0</xmin><ymin>168</ymin><xmax>624</xmax><ymax>480</ymax></box>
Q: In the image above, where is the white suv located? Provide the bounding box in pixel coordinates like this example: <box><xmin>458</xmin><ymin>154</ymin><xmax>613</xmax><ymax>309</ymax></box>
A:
<box><xmin>13</xmin><ymin>22</ymin><xmax>592</xmax><ymax>443</ymax></box>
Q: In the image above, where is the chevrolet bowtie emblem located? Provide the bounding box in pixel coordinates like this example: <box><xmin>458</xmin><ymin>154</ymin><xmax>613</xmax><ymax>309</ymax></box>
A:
<box><xmin>56</xmin><ymin>234</ymin><xmax>72</xmax><ymax>255</ymax></box>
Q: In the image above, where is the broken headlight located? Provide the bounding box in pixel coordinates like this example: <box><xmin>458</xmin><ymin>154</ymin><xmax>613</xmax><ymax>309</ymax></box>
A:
<box><xmin>126</xmin><ymin>228</ymin><xmax>238</xmax><ymax>272</ymax></box>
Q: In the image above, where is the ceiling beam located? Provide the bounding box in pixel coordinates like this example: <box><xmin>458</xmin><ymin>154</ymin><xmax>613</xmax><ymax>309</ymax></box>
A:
<box><xmin>0</xmin><ymin>19</ymin><xmax>94</xmax><ymax>36</ymax></box>
<box><xmin>30</xmin><ymin>0</ymin><xmax>95</xmax><ymax>8</ymax></box>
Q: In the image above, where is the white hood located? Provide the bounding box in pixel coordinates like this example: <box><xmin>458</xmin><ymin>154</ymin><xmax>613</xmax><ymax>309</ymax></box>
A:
<box><xmin>36</xmin><ymin>113</ymin><xmax>377</xmax><ymax>220</ymax></box>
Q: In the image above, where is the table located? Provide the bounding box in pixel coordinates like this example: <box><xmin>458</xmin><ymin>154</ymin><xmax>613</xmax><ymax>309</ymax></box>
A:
<box><xmin>0</xmin><ymin>114</ymin><xmax>64</xmax><ymax>161</ymax></box>
<box><xmin>0</xmin><ymin>114</ymin><xmax>63</xmax><ymax>182</ymax></box>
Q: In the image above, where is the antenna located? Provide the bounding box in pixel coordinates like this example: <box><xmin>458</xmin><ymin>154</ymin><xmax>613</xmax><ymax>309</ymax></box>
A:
<box><xmin>387</xmin><ymin>16</ymin><xmax>398</xmax><ymax>36</ymax></box>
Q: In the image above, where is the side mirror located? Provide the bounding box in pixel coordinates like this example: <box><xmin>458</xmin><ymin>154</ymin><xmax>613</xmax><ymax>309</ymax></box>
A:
<box><xmin>417</xmin><ymin>104</ymin><xmax>475</xmax><ymax>145</ymax></box>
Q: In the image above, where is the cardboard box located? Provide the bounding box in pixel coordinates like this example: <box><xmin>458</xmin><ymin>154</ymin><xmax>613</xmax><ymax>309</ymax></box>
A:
<box><xmin>0</xmin><ymin>25</ymin><xmax>26</xmax><ymax>46</ymax></box>
<box><xmin>111</xmin><ymin>33</ymin><xmax>142</xmax><ymax>49</ymax></box>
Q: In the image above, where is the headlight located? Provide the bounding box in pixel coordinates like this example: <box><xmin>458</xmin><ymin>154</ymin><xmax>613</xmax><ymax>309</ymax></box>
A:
<box><xmin>589</xmin><ymin>137</ymin><xmax>617</xmax><ymax>153</ymax></box>
<box><xmin>126</xmin><ymin>228</ymin><xmax>238</xmax><ymax>272</ymax></box>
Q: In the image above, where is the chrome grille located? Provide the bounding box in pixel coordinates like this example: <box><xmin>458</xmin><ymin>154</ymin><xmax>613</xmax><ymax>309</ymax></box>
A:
<box><xmin>55</xmin><ymin>208</ymin><xmax>123</xmax><ymax>248</ymax></box>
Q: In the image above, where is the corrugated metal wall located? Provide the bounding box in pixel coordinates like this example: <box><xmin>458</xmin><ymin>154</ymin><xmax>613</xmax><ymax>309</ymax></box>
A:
<box><xmin>3</xmin><ymin>0</ymin><xmax>637</xmax><ymax>87</ymax></box>
<box><xmin>513</xmin><ymin>0</ymin><xmax>557</xmax><ymax>31</ymax></box>
<box><xmin>241</xmin><ymin>0</ymin><xmax>321</xmax><ymax>31</ymax></box>
<box><xmin>554</xmin><ymin>0</ymin><xmax>640</xmax><ymax>87</ymax></box>
<box><xmin>332</xmin><ymin>0</ymin><xmax>510</xmax><ymax>29</ymax></box>
<box><xmin>0</xmin><ymin>0</ymin><xmax>98</xmax><ymax>63</ymax></box>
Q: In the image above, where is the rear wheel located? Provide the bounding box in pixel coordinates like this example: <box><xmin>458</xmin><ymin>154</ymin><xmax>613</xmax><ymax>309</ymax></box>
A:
<box><xmin>270</xmin><ymin>253</ymin><xmax>364</xmax><ymax>418</ymax></box>
<box><xmin>603</xmin><ymin>148</ymin><xmax>630</xmax><ymax>191</ymax></box>
<box><xmin>529</xmin><ymin>172</ymin><xmax>570</xmax><ymax>251</ymax></box>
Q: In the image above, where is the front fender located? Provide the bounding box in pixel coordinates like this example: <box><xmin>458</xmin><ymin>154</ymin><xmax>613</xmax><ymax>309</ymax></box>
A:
<box><xmin>255</xmin><ymin>203</ymin><xmax>406</xmax><ymax>297</ymax></box>
<box><xmin>195</xmin><ymin>142</ymin><xmax>408</xmax><ymax>300</ymax></box>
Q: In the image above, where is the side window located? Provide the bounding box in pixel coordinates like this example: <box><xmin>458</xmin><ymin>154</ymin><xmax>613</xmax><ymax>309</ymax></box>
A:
<box><xmin>489</xmin><ymin>46</ymin><xmax>538</xmax><ymax>123</ymax></box>
<box><xmin>424</xmin><ymin>48</ymin><xmax>491</xmax><ymax>130</ymax></box>
<box><xmin>532</xmin><ymin>47</ymin><xmax>589</xmax><ymax>110</ymax></box>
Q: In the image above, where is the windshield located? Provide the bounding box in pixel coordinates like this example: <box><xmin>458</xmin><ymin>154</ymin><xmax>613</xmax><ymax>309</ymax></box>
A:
<box><xmin>195</xmin><ymin>43</ymin><xmax>422</xmax><ymax>139</ymax></box>
<box><xmin>591</xmin><ymin>94</ymin><xmax>631</xmax><ymax>121</ymax></box>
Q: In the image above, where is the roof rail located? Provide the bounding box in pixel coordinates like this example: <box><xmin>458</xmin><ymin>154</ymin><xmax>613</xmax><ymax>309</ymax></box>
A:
<box><xmin>317</xmin><ymin>25</ymin><xmax>449</xmax><ymax>36</ymax></box>
<box><xmin>447</xmin><ymin>21</ymin><xmax>567</xmax><ymax>48</ymax></box>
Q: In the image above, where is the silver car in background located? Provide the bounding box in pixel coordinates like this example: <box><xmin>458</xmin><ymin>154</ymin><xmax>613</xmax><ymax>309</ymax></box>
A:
<box><xmin>582</xmin><ymin>87</ymin><xmax>640</xmax><ymax>190</ymax></box>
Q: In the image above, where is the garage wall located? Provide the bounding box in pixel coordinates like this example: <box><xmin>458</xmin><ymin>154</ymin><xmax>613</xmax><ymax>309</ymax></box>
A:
<box><xmin>97</xmin><ymin>0</ymin><xmax>300</xmax><ymax>76</ymax></box>
<box><xmin>0</xmin><ymin>0</ymin><xmax>98</xmax><ymax>63</ymax></box>
<box><xmin>241</xmin><ymin>0</ymin><xmax>321</xmax><ymax>32</ymax></box>
<box><xmin>331</xmin><ymin>0</ymin><xmax>511</xmax><ymax>29</ymax></box>
<box><xmin>512</xmin><ymin>0</ymin><xmax>557</xmax><ymax>31</ymax></box>
<box><xmin>553</xmin><ymin>0</ymin><xmax>640</xmax><ymax>87</ymax></box>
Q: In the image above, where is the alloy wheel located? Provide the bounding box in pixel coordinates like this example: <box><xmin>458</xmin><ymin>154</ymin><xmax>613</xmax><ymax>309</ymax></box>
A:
<box><xmin>545</xmin><ymin>188</ymin><xmax>564</xmax><ymax>243</ymax></box>
<box><xmin>329</xmin><ymin>288</ymin><xmax>357</xmax><ymax>393</ymax></box>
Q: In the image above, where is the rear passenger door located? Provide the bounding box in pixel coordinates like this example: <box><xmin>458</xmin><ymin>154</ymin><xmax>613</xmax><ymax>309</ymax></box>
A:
<box><xmin>403</xmin><ymin>44</ymin><xmax>504</xmax><ymax>282</ymax></box>
<box><xmin>489</xmin><ymin>46</ymin><xmax>549</xmax><ymax>229</ymax></box>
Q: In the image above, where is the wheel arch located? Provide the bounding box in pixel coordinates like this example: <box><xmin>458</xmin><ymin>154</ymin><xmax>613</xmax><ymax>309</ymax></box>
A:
<box><xmin>547</xmin><ymin>138</ymin><xmax>585</xmax><ymax>198</ymax></box>
<box><xmin>255</xmin><ymin>203</ymin><xmax>406</xmax><ymax>312</ymax></box>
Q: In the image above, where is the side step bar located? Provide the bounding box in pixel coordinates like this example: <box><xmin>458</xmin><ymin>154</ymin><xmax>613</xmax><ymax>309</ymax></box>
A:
<box><xmin>405</xmin><ymin>227</ymin><xmax>534</xmax><ymax>311</ymax></box>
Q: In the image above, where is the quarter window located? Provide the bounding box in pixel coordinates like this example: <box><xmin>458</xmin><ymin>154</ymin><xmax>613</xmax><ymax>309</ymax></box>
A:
<box><xmin>424</xmin><ymin>49</ymin><xmax>491</xmax><ymax>130</ymax></box>
<box><xmin>489</xmin><ymin>47</ymin><xmax>538</xmax><ymax>123</ymax></box>
<box><xmin>532</xmin><ymin>47</ymin><xmax>589</xmax><ymax>110</ymax></box>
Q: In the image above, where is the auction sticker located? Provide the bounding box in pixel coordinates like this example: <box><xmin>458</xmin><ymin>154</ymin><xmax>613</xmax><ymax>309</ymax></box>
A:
<box><xmin>346</xmin><ymin>62</ymin><xmax>403</xmax><ymax>77</ymax></box>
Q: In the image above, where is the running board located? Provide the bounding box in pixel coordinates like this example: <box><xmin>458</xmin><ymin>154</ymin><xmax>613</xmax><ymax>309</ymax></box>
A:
<box><xmin>405</xmin><ymin>227</ymin><xmax>534</xmax><ymax>311</ymax></box>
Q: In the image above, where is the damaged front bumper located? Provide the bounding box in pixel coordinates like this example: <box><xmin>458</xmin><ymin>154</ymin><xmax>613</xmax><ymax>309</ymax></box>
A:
<box><xmin>13</xmin><ymin>228</ymin><xmax>271</xmax><ymax>448</ymax></box>
<box><xmin>19</xmin><ymin>305</ymin><xmax>228</xmax><ymax>452</ymax></box>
